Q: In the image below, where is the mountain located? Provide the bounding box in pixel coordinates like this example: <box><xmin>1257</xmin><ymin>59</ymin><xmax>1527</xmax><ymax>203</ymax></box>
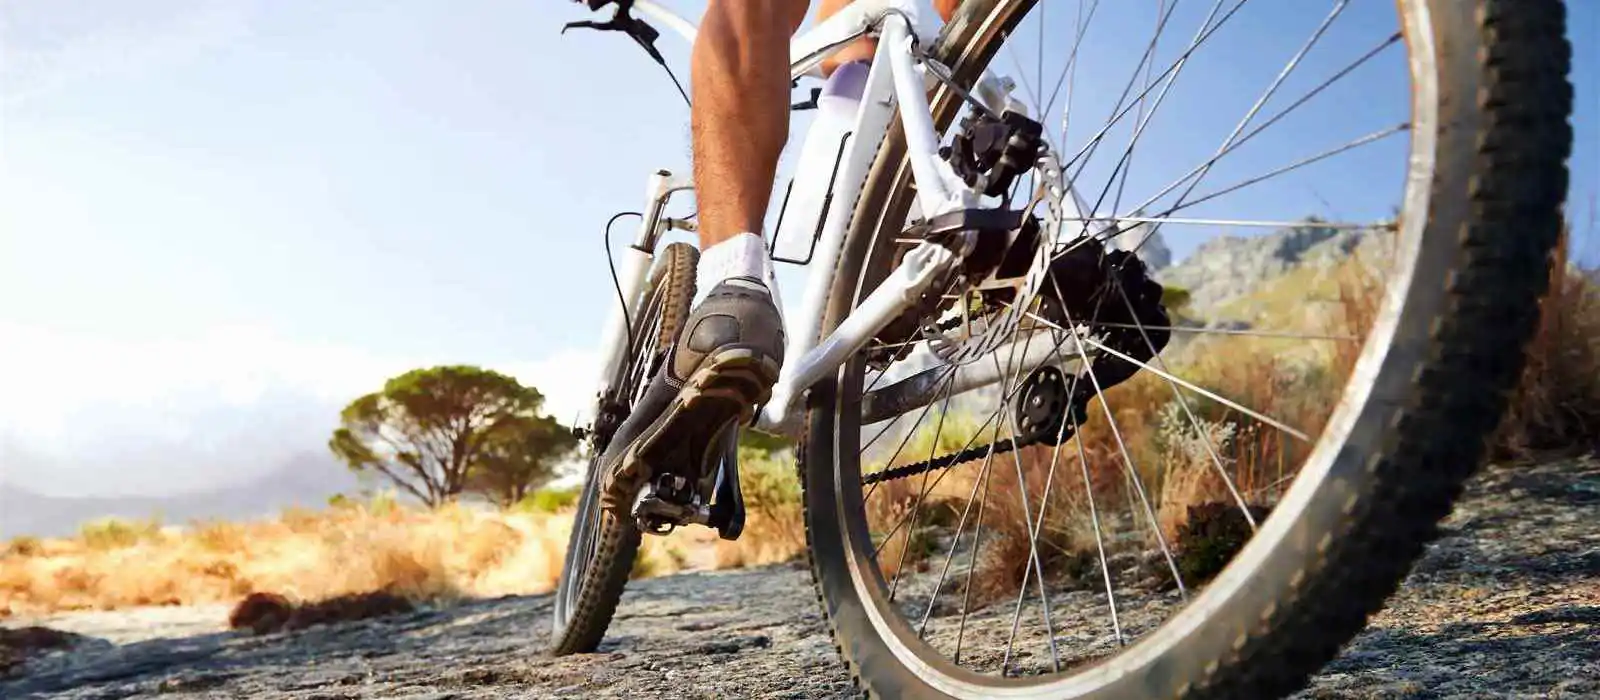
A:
<box><xmin>1105</xmin><ymin>218</ymin><xmax>1174</xmax><ymax>271</ymax></box>
<box><xmin>1155</xmin><ymin>222</ymin><xmax>1387</xmax><ymax>319</ymax></box>
<box><xmin>0</xmin><ymin>452</ymin><xmax>366</xmax><ymax>538</ymax></box>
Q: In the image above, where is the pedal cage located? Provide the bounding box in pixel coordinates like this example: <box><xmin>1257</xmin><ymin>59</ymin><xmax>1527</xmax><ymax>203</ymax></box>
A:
<box><xmin>631</xmin><ymin>473</ymin><xmax>708</xmax><ymax>536</ymax></box>
<box><xmin>629</xmin><ymin>430</ymin><xmax>747</xmax><ymax>540</ymax></box>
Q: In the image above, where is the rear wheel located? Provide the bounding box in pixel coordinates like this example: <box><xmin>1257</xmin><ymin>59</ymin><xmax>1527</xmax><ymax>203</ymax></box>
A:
<box><xmin>800</xmin><ymin>1</ymin><xmax>1571</xmax><ymax>697</ymax></box>
<box><xmin>550</xmin><ymin>242</ymin><xmax>697</xmax><ymax>656</ymax></box>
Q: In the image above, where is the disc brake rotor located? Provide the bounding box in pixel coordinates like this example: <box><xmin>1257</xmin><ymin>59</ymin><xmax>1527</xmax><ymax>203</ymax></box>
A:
<box><xmin>927</xmin><ymin>148</ymin><xmax>1070</xmax><ymax>365</ymax></box>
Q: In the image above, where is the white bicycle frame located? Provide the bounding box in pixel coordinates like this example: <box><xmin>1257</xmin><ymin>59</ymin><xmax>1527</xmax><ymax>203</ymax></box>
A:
<box><xmin>583</xmin><ymin>0</ymin><xmax>1064</xmax><ymax>442</ymax></box>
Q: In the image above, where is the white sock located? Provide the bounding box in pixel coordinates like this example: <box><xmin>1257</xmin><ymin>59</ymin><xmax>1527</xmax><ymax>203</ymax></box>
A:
<box><xmin>694</xmin><ymin>232</ymin><xmax>781</xmax><ymax>310</ymax></box>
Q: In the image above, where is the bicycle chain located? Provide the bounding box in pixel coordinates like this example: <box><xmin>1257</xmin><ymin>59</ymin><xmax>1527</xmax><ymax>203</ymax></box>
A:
<box><xmin>861</xmin><ymin>435</ymin><xmax>1027</xmax><ymax>485</ymax></box>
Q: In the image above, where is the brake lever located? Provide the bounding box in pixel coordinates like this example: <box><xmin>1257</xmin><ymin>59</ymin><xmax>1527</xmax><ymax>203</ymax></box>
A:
<box><xmin>562</xmin><ymin>0</ymin><xmax>667</xmax><ymax>68</ymax></box>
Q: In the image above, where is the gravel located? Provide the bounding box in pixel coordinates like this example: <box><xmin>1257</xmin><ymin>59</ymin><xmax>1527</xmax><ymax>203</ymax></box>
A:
<box><xmin>4</xmin><ymin>457</ymin><xmax>1595</xmax><ymax>699</ymax></box>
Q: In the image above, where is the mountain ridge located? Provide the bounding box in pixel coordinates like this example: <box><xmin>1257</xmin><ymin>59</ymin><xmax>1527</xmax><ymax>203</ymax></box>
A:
<box><xmin>0</xmin><ymin>453</ymin><xmax>366</xmax><ymax>538</ymax></box>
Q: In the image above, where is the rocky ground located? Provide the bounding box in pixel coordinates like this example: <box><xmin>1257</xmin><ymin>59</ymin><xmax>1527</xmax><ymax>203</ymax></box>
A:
<box><xmin>3</xmin><ymin>458</ymin><xmax>1595</xmax><ymax>699</ymax></box>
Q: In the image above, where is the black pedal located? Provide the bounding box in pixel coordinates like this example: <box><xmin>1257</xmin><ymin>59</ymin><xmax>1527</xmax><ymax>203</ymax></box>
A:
<box><xmin>631</xmin><ymin>473</ymin><xmax>708</xmax><ymax>536</ymax></box>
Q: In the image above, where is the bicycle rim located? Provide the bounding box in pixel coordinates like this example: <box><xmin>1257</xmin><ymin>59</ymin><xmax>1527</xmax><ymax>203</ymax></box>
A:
<box><xmin>801</xmin><ymin>0</ymin><xmax>1568</xmax><ymax>696</ymax></box>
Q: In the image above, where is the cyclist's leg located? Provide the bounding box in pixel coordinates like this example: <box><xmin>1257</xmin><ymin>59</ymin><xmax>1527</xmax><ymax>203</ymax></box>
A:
<box><xmin>597</xmin><ymin>0</ymin><xmax>802</xmax><ymax>516</ymax></box>
<box><xmin>690</xmin><ymin>0</ymin><xmax>808</xmax><ymax>252</ymax></box>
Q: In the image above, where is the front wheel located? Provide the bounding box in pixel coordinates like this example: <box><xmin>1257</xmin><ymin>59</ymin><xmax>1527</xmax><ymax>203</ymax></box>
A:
<box><xmin>800</xmin><ymin>1</ymin><xmax>1571</xmax><ymax>697</ymax></box>
<box><xmin>550</xmin><ymin>242</ymin><xmax>697</xmax><ymax>656</ymax></box>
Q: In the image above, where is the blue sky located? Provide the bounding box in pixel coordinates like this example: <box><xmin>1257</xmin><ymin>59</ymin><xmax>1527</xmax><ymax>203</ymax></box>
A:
<box><xmin>1</xmin><ymin>1</ymin><xmax>1595</xmax><ymax>496</ymax></box>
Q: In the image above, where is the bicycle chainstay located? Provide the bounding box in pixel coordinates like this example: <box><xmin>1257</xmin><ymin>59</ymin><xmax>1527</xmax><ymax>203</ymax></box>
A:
<box><xmin>862</xmin><ymin>363</ymin><xmax>1087</xmax><ymax>485</ymax></box>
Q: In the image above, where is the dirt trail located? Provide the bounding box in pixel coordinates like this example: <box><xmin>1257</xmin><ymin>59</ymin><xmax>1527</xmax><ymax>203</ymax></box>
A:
<box><xmin>4</xmin><ymin>458</ymin><xmax>1596</xmax><ymax>699</ymax></box>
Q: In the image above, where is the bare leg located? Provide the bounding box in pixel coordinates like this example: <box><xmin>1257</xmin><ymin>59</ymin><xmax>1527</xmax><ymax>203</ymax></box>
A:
<box><xmin>690</xmin><ymin>0</ymin><xmax>809</xmax><ymax>248</ymax></box>
<box><xmin>691</xmin><ymin>0</ymin><xmax>962</xmax><ymax>249</ymax></box>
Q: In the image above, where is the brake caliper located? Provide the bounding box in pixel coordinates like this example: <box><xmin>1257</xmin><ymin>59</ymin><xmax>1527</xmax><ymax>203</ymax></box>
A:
<box><xmin>942</xmin><ymin>109</ymin><xmax>1045</xmax><ymax>198</ymax></box>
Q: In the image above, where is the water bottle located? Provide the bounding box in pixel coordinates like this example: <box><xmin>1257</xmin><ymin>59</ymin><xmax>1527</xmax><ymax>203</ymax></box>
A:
<box><xmin>773</xmin><ymin>61</ymin><xmax>870</xmax><ymax>261</ymax></box>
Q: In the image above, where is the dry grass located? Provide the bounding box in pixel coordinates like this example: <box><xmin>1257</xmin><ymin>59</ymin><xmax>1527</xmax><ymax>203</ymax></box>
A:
<box><xmin>0</xmin><ymin>496</ymin><xmax>704</xmax><ymax>618</ymax></box>
<box><xmin>950</xmin><ymin>249</ymin><xmax>1393</xmax><ymax>596</ymax></box>
<box><xmin>1494</xmin><ymin>225</ymin><xmax>1600</xmax><ymax>458</ymax></box>
<box><xmin>713</xmin><ymin>447</ymin><xmax>807</xmax><ymax>569</ymax></box>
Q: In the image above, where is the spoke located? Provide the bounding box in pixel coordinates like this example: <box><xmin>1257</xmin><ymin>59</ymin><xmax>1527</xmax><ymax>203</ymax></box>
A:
<box><xmin>1106</xmin><ymin>280</ymin><xmax>1258</xmax><ymax>531</ymax></box>
<box><xmin>1070</xmin><ymin>123</ymin><xmax>1409</xmax><ymax>259</ymax></box>
<box><xmin>1105</xmin><ymin>0</ymin><xmax>1180</xmax><ymax>211</ymax></box>
<box><xmin>918</xmin><ymin>423</ymin><xmax>1002</xmax><ymax>637</ymax></box>
<box><xmin>869</xmin><ymin>405</ymin><xmax>1004</xmax><ymax>559</ymax></box>
<box><xmin>1050</xmin><ymin>343</ymin><xmax>1125</xmax><ymax>646</ymax></box>
<box><xmin>1035</xmin><ymin>0</ymin><xmax>1044</xmax><ymax>121</ymax></box>
<box><xmin>1153</xmin><ymin>123</ymin><xmax>1409</xmax><ymax>224</ymax></box>
<box><xmin>1122</xmin><ymin>0</ymin><xmax>1352</xmax><ymax>258</ymax></box>
<box><xmin>867</xmin><ymin>329</ymin><xmax>1084</xmax><ymax>555</ymax></box>
<box><xmin>1106</xmin><ymin>0</ymin><xmax>1170</xmax><ymax>223</ymax></box>
<box><xmin>1002</xmin><ymin>324</ymin><xmax>1116</xmax><ymax>670</ymax></box>
<box><xmin>1061</xmin><ymin>322</ymin><xmax>1312</xmax><ymax>442</ymax></box>
<box><xmin>1050</xmin><ymin>320</ymin><xmax>1189</xmax><ymax>600</ymax></box>
<box><xmin>1092</xmin><ymin>321</ymin><xmax>1359</xmax><ymax>342</ymax></box>
<box><xmin>1007</xmin><ymin>43</ymin><xmax>1043</xmax><ymax>116</ymax></box>
<box><xmin>1058</xmin><ymin>0</ymin><xmax>1250</xmax><ymax>178</ymax></box>
<box><xmin>1066</xmin><ymin>215</ymin><xmax>1377</xmax><ymax>230</ymax></box>
<box><xmin>1062</xmin><ymin>0</ymin><xmax>1190</xmax><ymax>196</ymax></box>
<box><xmin>952</xmin><ymin>417</ymin><xmax>1005</xmax><ymax>667</ymax></box>
<box><xmin>864</xmin><ymin>365</ymin><xmax>959</xmax><ymax>504</ymax></box>
<box><xmin>997</xmin><ymin>330</ymin><xmax>1061</xmax><ymax>676</ymax></box>
<box><xmin>1126</xmin><ymin>28</ymin><xmax>1404</xmax><ymax>219</ymax></box>
<box><xmin>888</xmin><ymin>392</ymin><xmax>955</xmax><ymax>601</ymax></box>
<box><xmin>1069</xmin><ymin>0</ymin><xmax>1246</xmax><ymax>253</ymax></box>
<box><xmin>1042</xmin><ymin>0</ymin><xmax>1101</xmax><ymax>141</ymax></box>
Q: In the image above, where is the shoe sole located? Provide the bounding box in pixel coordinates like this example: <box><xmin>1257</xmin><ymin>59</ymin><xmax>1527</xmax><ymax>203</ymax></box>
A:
<box><xmin>599</xmin><ymin>348</ymin><xmax>782</xmax><ymax>518</ymax></box>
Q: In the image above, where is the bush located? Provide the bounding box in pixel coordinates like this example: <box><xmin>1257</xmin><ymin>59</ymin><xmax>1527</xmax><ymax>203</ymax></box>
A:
<box><xmin>714</xmin><ymin>444</ymin><xmax>806</xmax><ymax>568</ymax></box>
<box><xmin>227</xmin><ymin>590</ymin><xmax>414</xmax><ymax>635</ymax></box>
<box><xmin>79</xmin><ymin>517</ymin><xmax>162</xmax><ymax>551</ymax></box>
<box><xmin>1494</xmin><ymin>227</ymin><xmax>1600</xmax><ymax>458</ymax></box>
<box><xmin>1172</xmin><ymin>501</ymin><xmax>1272</xmax><ymax>585</ymax></box>
<box><xmin>2</xmin><ymin>536</ymin><xmax>41</xmax><ymax>558</ymax></box>
<box><xmin>518</xmin><ymin>486</ymin><xmax>581</xmax><ymax>514</ymax></box>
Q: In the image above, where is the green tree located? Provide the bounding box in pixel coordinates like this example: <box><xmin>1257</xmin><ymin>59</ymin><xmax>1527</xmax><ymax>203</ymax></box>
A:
<box><xmin>328</xmin><ymin>366</ymin><xmax>570</xmax><ymax>507</ymax></box>
<box><xmin>465</xmin><ymin>414</ymin><xmax>577</xmax><ymax>507</ymax></box>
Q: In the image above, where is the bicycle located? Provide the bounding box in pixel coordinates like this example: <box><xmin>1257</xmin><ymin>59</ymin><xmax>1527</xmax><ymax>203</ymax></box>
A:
<box><xmin>552</xmin><ymin>1</ymin><xmax>1573</xmax><ymax>697</ymax></box>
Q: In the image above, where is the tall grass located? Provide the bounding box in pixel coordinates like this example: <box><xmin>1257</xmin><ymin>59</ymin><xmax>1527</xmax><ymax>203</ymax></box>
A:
<box><xmin>1494</xmin><ymin>224</ymin><xmax>1600</xmax><ymax>458</ymax></box>
<box><xmin>0</xmin><ymin>495</ymin><xmax>700</xmax><ymax>618</ymax></box>
<box><xmin>713</xmin><ymin>446</ymin><xmax>807</xmax><ymax>569</ymax></box>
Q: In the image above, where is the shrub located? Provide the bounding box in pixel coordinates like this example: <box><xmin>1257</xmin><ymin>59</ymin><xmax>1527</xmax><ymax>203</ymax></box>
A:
<box><xmin>518</xmin><ymin>486</ymin><xmax>581</xmax><ymax>514</ymax></box>
<box><xmin>227</xmin><ymin>590</ymin><xmax>414</xmax><ymax>635</ymax></box>
<box><xmin>1172</xmin><ymin>501</ymin><xmax>1272</xmax><ymax>585</ymax></box>
<box><xmin>1494</xmin><ymin>226</ymin><xmax>1600</xmax><ymax>458</ymax></box>
<box><xmin>3</xmin><ymin>537</ymin><xmax>41</xmax><ymax>558</ymax></box>
<box><xmin>79</xmin><ymin>517</ymin><xmax>162</xmax><ymax>551</ymax></box>
<box><xmin>714</xmin><ymin>445</ymin><xmax>806</xmax><ymax>569</ymax></box>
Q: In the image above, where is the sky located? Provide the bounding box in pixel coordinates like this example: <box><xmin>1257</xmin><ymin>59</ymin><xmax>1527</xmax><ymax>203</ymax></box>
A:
<box><xmin>1</xmin><ymin>1</ymin><xmax>1595</xmax><ymax>497</ymax></box>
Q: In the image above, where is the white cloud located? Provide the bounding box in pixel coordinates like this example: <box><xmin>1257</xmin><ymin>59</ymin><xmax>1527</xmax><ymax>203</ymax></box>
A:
<box><xmin>0</xmin><ymin>323</ymin><xmax>414</xmax><ymax>443</ymax></box>
<box><xmin>0</xmin><ymin>322</ymin><xmax>595</xmax><ymax>494</ymax></box>
<box><xmin>501</xmin><ymin>349</ymin><xmax>600</xmax><ymax>429</ymax></box>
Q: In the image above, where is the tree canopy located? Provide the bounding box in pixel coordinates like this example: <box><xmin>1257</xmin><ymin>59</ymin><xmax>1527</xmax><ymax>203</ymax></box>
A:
<box><xmin>328</xmin><ymin>366</ymin><xmax>575</xmax><ymax>507</ymax></box>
